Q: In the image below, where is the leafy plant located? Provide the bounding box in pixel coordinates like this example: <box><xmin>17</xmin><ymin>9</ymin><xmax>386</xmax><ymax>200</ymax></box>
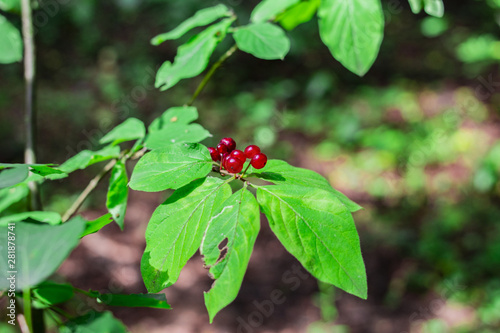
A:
<box><xmin>0</xmin><ymin>0</ymin><xmax>445</xmax><ymax>331</ymax></box>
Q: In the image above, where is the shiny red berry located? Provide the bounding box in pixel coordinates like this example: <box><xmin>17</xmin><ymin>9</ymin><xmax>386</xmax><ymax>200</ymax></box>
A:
<box><xmin>217</xmin><ymin>143</ymin><xmax>228</xmax><ymax>154</ymax></box>
<box><xmin>230</xmin><ymin>149</ymin><xmax>247</xmax><ymax>163</ymax></box>
<box><xmin>251</xmin><ymin>153</ymin><xmax>267</xmax><ymax>169</ymax></box>
<box><xmin>219</xmin><ymin>137</ymin><xmax>236</xmax><ymax>152</ymax></box>
<box><xmin>208</xmin><ymin>147</ymin><xmax>220</xmax><ymax>161</ymax></box>
<box><xmin>226</xmin><ymin>157</ymin><xmax>244</xmax><ymax>173</ymax></box>
<box><xmin>244</xmin><ymin>145</ymin><xmax>261</xmax><ymax>159</ymax></box>
<box><xmin>222</xmin><ymin>154</ymin><xmax>231</xmax><ymax>170</ymax></box>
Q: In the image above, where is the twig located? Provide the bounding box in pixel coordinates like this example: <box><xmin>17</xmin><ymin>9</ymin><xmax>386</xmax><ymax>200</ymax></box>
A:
<box><xmin>62</xmin><ymin>148</ymin><xmax>146</xmax><ymax>222</ymax></box>
<box><xmin>62</xmin><ymin>159</ymin><xmax>117</xmax><ymax>222</ymax></box>
<box><xmin>188</xmin><ymin>44</ymin><xmax>238</xmax><ymax>106</ymax></box>
<box><xmin>22</xmin><ymin>288</ymin><xmax>32</xmax><ymax>333</ymax></box>
<box><xmin>21</xmin><ymin>0</ymin><xmax>40</xmax><ymax>211</ymax></box>
<box><xmin>17</xmin><ymin>314</ymin><xmax>30</xmax><ymax>333</ymax></box>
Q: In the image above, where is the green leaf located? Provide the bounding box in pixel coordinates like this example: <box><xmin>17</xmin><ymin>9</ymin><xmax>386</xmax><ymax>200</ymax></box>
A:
<box><xmin>29</xmin><ymin>165</ymin><xmax>67</xmax><ymax>180</ymax></box>
<box><xmin>81</xmin><ymin>214</ymin><xmax>113</xmax><ymax>237</ymax></box>
<box><xmin>60</xmin><ymin>311</ymin><xmax>127</xmax><ymax>333</ymax></box>
<box><xmin>201</xmin><ymin>188</ymin><xmax>260</xmax><ymax>322</ymax></box>
<box><xmin>151</xmin><ymin>4</ymin><xmax>232</xmax><ymax>45</ymax></box>
<box><xmin>149</xmin><ymin>106</ymin><xmax>198</xmax><ymax>131</ymax></box>
<box><xmin>129</xmin><ymin>143</ymin><xmax>213</xmax><ymax>192</ymax></box>
<box><xmin>0</xmin><ymin>0</ymin><xmax>21</xmax><ymax>13</ymax></box>
<box><xmin>408</xmin><ymin>0</ymin><xmax>423</xmax><ymax>13</ymax></box>
<box><xmin>0</xmin><ymin>217</ymin><xmax>86</xmax><ymax>290</ymax></box>
<box><xmin>424</xmin><ymin>0</ymin><xmax>444</xmax><ymax>17</ymax></box>
<box><xmin>146</xmin><ymin>124</ymin><xmax>211</xmax><ymax>149</ymax></box>
<box><xmin>233</xmin><ymin>22</ymin><xmax>290</xmax><ymax>60</ymax></box>
<box><xmin>0</xmin><ymin>184</ymin><xmax>29</xmax><ymax>212</ymax></box>
<box><xmin>248</xmin><ymin>160</ymin><xmax>362</xmax><ymax>212</ymax></box>
<box><xmin>32</xmin><ymin>282</ymin><xmax>74</xmax><ymax>309</ymax></box>
<box><xmin>141</xmin><ymin>177</ymin><xmax>232</xmax><ymax>292</ymax></box>
<box><xmin>277</xmin><ymin>0</ymin><xmax>320</xmax><ymax>30</ymax></box>
<box><xmin>0</xmin><ymin>211</ymin><xmax>62</xmax><ymax>226</ymax></box>
<box><xmin>106</xmin><ymin>161</ymin><xmax>128</xmax><ymax>229</ymax></box>
<box><xmin>408</xmin><ymin>0</ymin><xmax>444</xmax><ymax>17</ymax></box>
<box><xmin>145</xmin><ymin>106</ymin><xmax>211</xmax><ymax>149</ymax></box>
<box><xmin>0</xmin><ymin>15</ymin><xmax>22</xmax><ymax>64</ymax></box>
<box><xmin>0</xmin><ymin>163</ymin><xmax>67</xmax><ymax>182</ymax></box>
<box><xmin>59</xmin><ymin>145</ymin><xmax>120</xmax><ymax>173</ymax></box>
<box><xmin>250</xmin><ymin>0</ymin><xmax>300</xmax><ymax>23</ymax></box>
<box><xmin>0</xmin><ymin>165</ymin><xmax>28</xmax><ymax>189</ymax></box>
<box><xmin>155</xmin><ymin>18</ymin><xmax>234</xmax><ymax>91</ymax></box>
<box><xmin>256</xmin><ymin>185</ymin><xmax>367</xmax><ymax>299</ymax></box>
<box><xmin>94</xmin><ymin>292</ymin><xmax>171</xmax><ymax>309</ymax></box>
<box><xmin>99</xmin><ymin>118</ymin><xmax>146</xmax><ymax>146</ymax></box>
<box><xmin>318</xmin><ymin>0</ymin><xmax>384</xmax><ymax>76</ymax></box>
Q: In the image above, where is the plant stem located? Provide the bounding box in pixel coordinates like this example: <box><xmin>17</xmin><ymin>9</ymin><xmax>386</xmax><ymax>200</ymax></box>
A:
<box><xmin>62</xmin><ymin>159</ymin><xmax>117</xmax><ymax>222</ymax></box>
<box><xmin>73</xmin><ymin>287</ymin><xmax>97</xmax><ymax>298</ymax></box>
<box><xmin>188</xmin><ymin>44</ymin><xmax>238</xmax><ymax>106</ymax></box>
<box><xmin>23</xmin><ymin>288</ymin><xmax>32</xmax><ymax>332</ymax></box>
<box><xmin>21</xmin><ymin>0</ymin><xmax>40</xmax><ymax>211</ymax></box>
<box><xmin>17</xmin><ymin>314</ymin><xmax>29</xmax><ymax>333</ymax></box>
<box><xmin>61</xmin><ymin>148</ymin><xmax>146</xmax><ymax>222</ymax></box>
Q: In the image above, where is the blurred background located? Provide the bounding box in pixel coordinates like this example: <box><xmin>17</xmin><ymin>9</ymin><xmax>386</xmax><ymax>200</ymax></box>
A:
<box><xmin>1</xmin><ymin>0</ymin><xmax>500</xmax><ymax>332</ymax></box>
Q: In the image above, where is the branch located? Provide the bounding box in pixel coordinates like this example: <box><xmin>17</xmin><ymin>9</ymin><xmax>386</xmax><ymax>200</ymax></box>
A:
<box><xmin>21</xmin><ymin>0</ymin><xmax>40</xmax><ymax>211</ymax></box>
<box><xmin>62</xmin><ymin>148</ymin><xmax>147</xmax><ymax>222</ymax></box>
<box><xmin>188</xmin><ymin>44</ymin><xmax>238</xmax><ymax>106</ymax></box>
<box><xmin>62</xmin><ymin>159</ymin><xmax>116</xmax><ymax>222</ymax></box>
<box><xmin>22</xmin><ymin>288</ymin><xmax>32</xmax><ymax>333</ymax></box>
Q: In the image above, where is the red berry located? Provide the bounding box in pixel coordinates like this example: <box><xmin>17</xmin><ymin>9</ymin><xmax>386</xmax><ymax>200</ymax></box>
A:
<box><xmin>219</xmin><ymin>137</ymin><xmax>236</xmax><ymax>152</ymax></box>
<box><xmin>208</xmin><ymin>147</ymin><xmax>220</xmax><ymax>161</ymax></box>
<box><xmin>226</xmin><ymin>157</ymin><xmax>244</xmax><ymax>173</ymax></box>
<box><xmin>251</xmin><ymin>153</ymin><xmax>267</xmax><ymax>169</ymax></box>
<box><xmin>230</xmin><ymin>149</ymin><xmax>247</xmax><ymax>163</ymax></box>
<box><xmin>244</xmin><ymin>145</ymin><xmax>261</xmax><ymax>159</ymax></box>
<box><xmin>222</xmin><ymin>154</ymin><xmax>231</xmax><ymax>170</ymax></box>
<box><xmin>217</xmin><ymin>143</ymin><xmax>228</xmax><ymax>154</ymax></box>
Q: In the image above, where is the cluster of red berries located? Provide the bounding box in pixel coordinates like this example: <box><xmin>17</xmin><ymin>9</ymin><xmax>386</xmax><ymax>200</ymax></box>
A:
<box><xmin>208</xmin><ymin>137</ymin><xmax>267</xmax><ymax>174</ymax></box>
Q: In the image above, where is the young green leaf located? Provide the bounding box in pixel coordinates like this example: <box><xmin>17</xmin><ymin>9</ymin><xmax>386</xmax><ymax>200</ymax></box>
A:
<box><xmin>0</xmin><ymin>0</ymin><xmax>21</xmax><ymax>12</ymax></box>
<box><xmin>155</xmin><ymin>18</ymin><xmax>234</xmax><ymax>91</ymax></box>
<box><xmin>145</xmin><ymin>106</ymin><xmax>211</xmax><ymax>149</ymax></box>
<box><xmin>0</xmin><ymin>183</ymin><xmax>29</xmax><ymax>212</ymax></box>
<box><xmin>32</xmin><ymin>282</ymin><xmax>74</xmax><ymax>309</ymax></box>
<box><xmin>60</xmin><ymin>311</ymin><xmax>127</xmax><ymax>333</ymax></box>
<box><xmin>94</xmin><ymin>292</ymin><xmax>171</xmax><ymax>309</ymax></box>
<box><xmin>0</xmin><ymin>165</ymin><xmax>29</xmax><ymax>189</ymax></box>
<box><xmin>201</xmin><ymin>188</ymin><xmax>260</xmax><ymax>322</ymax></box>
<box><xmin>424</xmin><ymin>0</ymin><xmax>444</xmax><ymax>18</ymax></box>
<box><xmin>141</xmin><ymin>177</ymin><xmax>232</xmax><ymax>292</ymax></box>
<box><xmin>250</xmin><ymin>0</ymin><xmax>300</xmax><ymax>23</ymax></box>
<box><xmin>129</xmin><ymin>143</ymin><xmax>213</xmax><ymax>192</ymax></box>
<box><xmin>0</xmin><ymin>14</ymin><xmax>22</xmax><ymax>64</ymax></box>
<box><xmin>233</xmin><ymin>22</ymin><xmax>290</xmax><ymax>60</ymax></box>
<box><xmin>277</xmin><ymin>0</ymin><xmax>320</xmax><ymax>30</ymax></box>
<box><xmin>151</xmin><ymin>4</ymin><xmax>232</xmax><ymax>45</ymax></box>
<box><xmin>81</xmin><ymin>214</ymin><xmax>114</xmax><ymax>237</ymax></box>
<box><xmin>149</xmin><ymin>106</ymin><xmax>199</xmax><ymax>131</ymax></box>
<box><xmin>256</xmin><ymin>185</ymin><xmax>367</xmax><ymax>299</ymax></box>
<box><xmin>59</xmin><ymin>145</ymin><xmax>120</xmax><ymax>173</ymax></box>
<box><xmin>29</xmin><ymin>165</ymin><xmax>67</xmax><ymax>180</ymax></box>
<box><xmin>248</xmin><ymin>160</ymin><xmax>362</xmax><ymax>212</ymax></box>
<box><xmin>0</xmin><ymin>211</ymin><xmax>62</xmax><ymax>226</ymax></box>
<box><xmin>99</xmin><ymin>118</ymin><xmax>146</xmax><ymax>146</ymax></box>
<box><xmin>0</xmin><ymin>217</ymin><xmax>86</xmax><ymax>290</ymax></box>
<box><xmin>408</xmin><ymin>0</ymin><xmax>423</xmax><ymax>13</ymax></box>
<box><xmin>106</xmin><ymin>161</ymin><xmax>128</xmax><ymax>229</ymax></box>
<box><xmin>318</xmin><ymin>0</ymin><xmax>384</xmax><ymax>76</ymax></box>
